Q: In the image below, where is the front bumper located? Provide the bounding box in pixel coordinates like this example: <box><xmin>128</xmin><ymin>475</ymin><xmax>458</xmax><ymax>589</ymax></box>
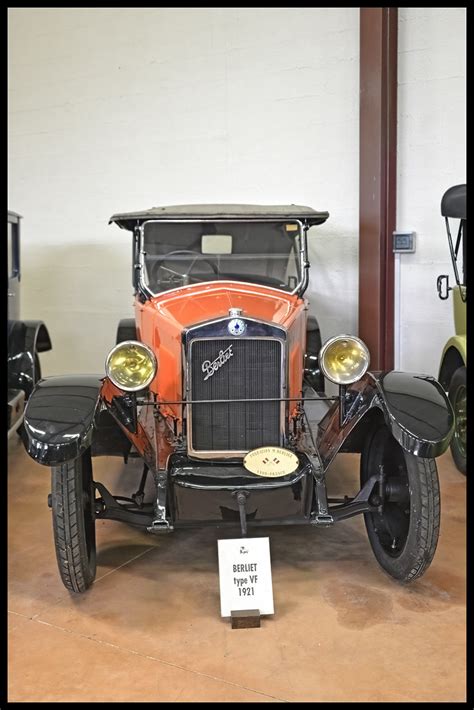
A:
<box><xmin>168</xmin><ymin>452</ymin><xmax>314</xmax><ymax>525</ymax></box>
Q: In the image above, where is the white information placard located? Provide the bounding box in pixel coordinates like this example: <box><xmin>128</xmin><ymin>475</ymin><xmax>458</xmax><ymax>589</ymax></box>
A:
<box><xmin>217</xmin><ymin>537</ymin><xmax>274</xmax><ymax>617</ymax></box>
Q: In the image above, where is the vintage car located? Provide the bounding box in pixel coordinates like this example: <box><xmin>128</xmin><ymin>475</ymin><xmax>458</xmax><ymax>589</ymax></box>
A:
<box><xmin>22</xmin><ymin>204</ymin><xmax>454</xmax><ymax>594</ymax></box>
<box><xmin>8</xmin><ymin>210</ymin><xmax>52</xmax><ymax>438</ymax></box>
<box><xmin>437</xmin><ymin>185</ymin><xmax>466</xmax><ymax>475</ymax></box>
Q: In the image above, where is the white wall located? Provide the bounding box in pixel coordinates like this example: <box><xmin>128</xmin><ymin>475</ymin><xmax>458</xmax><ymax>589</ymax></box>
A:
<box><xmin>9</xmin><ymin>8</ymin><xmax>465</xmax><ymax>380</ymax></box>
<box><xmin>8</xmin><ymin>7</ymin><xmax>360</xmax><ymax>376</ymax></box>
<box><xmin>396</xmin><ymin>7</ymin><xmax>466</xmax><ymax>375</ymax></box>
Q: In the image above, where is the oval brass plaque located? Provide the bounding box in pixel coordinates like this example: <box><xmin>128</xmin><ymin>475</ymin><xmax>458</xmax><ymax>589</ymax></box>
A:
<box><xmin>243</xmin><ymin>446</ymin><xmax>299</xmax><ymax>478</ymax></box>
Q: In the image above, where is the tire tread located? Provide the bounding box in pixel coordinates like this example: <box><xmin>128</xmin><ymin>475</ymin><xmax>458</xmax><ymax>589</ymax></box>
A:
<box><xmin>361</xmin><ymin>425</ymin><xmax>441</xmax><ymax>583</ymax></box>
<box><xmin>404</xmin><ymin>457</ymin><xmax>440</xmax><ymax>582</ymax></box>
<box><xmin>51</xmin><ymin>455</ymin><xmax>95</xmax><ymax>593</ymax></box>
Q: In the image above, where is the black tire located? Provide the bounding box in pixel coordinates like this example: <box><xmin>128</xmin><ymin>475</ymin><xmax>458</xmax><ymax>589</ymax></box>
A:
<box><xmin>51</xmin><ymin>449</ymin><xmax>96</xmax><ymax>593</ymax></box>
<box><xmin>361</xmin><ymin>424</ymin><xmax>440</xmax><ymax>583</ymax></box>
<box><xmin>448</xmin><ymin>366</ymin><xmax>466</xmax><ymax>475</ymax></box>
<box><xmin>116</xmin><ymin>318</ymin><xmax>137</xmax><ymax>345</ymax></box>
<box><xmin>306</xmin><ymin>327</ymin><xmax>322</xmax><ymax>358</ymax></box>
<box><xmin>305</xmin><ymin>323</ymin><xmax>325</xmax><ymax>393</ymax></box>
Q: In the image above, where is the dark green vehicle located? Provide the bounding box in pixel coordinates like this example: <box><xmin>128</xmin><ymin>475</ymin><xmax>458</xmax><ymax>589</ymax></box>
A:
<box><xmin>437</xmin><ymin>185</ymin><xmax>466</xmax><ymax>475</ymax></box>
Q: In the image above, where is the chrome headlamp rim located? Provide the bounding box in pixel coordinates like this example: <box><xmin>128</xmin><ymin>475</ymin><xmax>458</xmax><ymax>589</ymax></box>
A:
<box><xmin>319</xmin><ymin>334</ymin><xmax>370</xmax><ymax>386</ymax></box>
<box><xmin>105</xmin><ymin>340</ymin><xmax>157</xmax><ymax>392</ymax></box>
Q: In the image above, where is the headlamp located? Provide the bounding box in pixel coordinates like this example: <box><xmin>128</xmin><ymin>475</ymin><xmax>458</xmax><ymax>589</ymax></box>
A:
<box><xmin>105</xmin><ymin>340</ymin><xmax>157</xmax><ymax>392</ymax></box>
<box><xmin>319</xmin><ymin>335</ymin><xmax>370</xmax><ymax>386</ymax></box>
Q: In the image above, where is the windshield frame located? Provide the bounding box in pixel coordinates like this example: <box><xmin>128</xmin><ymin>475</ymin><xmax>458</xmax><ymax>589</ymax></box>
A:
<box><xmin>137</xmin><ymin>218</ymin><xmax>309</xmax><ymax>299</ymax></box>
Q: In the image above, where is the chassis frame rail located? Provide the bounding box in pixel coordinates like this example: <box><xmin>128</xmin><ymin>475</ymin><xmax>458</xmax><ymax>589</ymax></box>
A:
<box><xmin>92</xmin><ymin>472</ymin><xmax>382</xmax><ymax>530</ymax></box>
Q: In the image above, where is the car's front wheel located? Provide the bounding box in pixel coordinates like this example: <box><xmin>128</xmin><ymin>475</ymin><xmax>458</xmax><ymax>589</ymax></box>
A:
<box><xmin>51</xmin><ymin>448</ymin><xmax>96</xmax><ymax>593</ymax></box>
<box><xmin>360</xmin><ymin>424</ymin><xmax>440</xmax><ymax>583</ymax></box>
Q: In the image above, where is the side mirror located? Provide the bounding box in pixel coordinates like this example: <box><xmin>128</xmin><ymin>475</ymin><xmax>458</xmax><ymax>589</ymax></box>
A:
<box><xmin>437</xmin><ymin>274</ymin><xmax>451</xmax><ymax>300</ymax></box>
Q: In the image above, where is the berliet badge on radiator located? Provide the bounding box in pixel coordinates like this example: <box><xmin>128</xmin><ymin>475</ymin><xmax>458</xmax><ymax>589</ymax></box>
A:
<box><xmin>202</xmin><ymin>344</ymin><xmax>234</xmax><ymax>381</ymax></box>
<box><xmin>228</xmin><ymin>318</ymin><xmax>246</xmax><ymax>336</ymax></box>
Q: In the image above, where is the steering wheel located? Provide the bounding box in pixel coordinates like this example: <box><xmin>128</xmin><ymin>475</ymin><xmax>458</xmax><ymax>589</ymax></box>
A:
<box><xmin>149</xmin><ymin>249</ymin><xmax>218</xmax><ymax>289</ymax></box>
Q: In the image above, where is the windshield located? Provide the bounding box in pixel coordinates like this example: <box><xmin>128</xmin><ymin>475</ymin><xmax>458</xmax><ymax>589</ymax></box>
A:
<box><xmin>141</xmin><ymin>220</ymin><xmax>302</xmax><ymax>294</ymax></box>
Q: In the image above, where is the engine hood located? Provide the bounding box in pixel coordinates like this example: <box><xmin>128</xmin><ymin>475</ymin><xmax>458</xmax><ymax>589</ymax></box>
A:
<box><xmin>145</xmin><ymin>281</ymin><xmax>304</xmax><ymax>331</ymax></box>
<box><xmin>134</xmin><ymin>281</ymin><xmax>307</xmax><ymax>419</ymax></box>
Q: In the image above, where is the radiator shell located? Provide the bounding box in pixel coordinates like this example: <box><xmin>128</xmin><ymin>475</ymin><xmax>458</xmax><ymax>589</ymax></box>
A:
<box><xmin>189</xmin><ymin>337</ymin><xmax>284</xmax><ymax>455</ymax></box>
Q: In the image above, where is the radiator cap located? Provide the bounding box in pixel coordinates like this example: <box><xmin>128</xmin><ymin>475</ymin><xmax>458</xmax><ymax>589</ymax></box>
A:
<box><xmin>243</xmin><ymin>446</ymin><xmax>299</xmax><ymax>478</ymax></box>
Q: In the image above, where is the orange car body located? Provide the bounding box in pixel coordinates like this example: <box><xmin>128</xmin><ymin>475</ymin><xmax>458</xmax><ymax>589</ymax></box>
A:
<box><xmin>101</xmin><ymin>281</ymin><xmax>307</xmax><ymax>472</ymax></box>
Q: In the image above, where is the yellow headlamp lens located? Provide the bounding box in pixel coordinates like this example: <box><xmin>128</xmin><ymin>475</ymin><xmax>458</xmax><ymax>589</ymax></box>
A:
<box><xmin>105</xmin><ymin>341</ymin><xmax>157</xmax><ymax>391</ymax></box>
<box><xmin>319</xmin><ymin>335</ymin><xmax>370</xmax><ymax>386</ymax></box>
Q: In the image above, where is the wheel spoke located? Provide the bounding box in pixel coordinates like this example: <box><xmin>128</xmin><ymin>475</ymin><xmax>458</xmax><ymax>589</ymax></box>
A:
<box><xmin>454</xmin><ymin>385</ymin><xmax>467</xmax><ymax>456</ymax></box>
<box><xmin>362</xmin><ymin>430</ymin><xmax>411</xmax><ymax>558</ymax></box>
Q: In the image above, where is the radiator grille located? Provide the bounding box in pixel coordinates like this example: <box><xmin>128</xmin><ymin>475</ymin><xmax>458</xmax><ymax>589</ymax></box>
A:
<box><xmin>189</xmin><ymin>338</ymin><xmax>282</xmax><ymax>452</ymax></box>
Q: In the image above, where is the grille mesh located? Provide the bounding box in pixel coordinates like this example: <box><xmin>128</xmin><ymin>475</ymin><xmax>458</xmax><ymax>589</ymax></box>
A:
<box><xmin>190</xmin><ymin>338</ymin><xmax>282</xmax><ymax>451</ymax></box>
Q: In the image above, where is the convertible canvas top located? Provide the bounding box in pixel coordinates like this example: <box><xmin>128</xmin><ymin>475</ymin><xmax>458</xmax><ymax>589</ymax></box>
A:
<box><xmin>109</xmin><ymin>204</ymin><xmax>329</xmax><ymax>231</ymax></box>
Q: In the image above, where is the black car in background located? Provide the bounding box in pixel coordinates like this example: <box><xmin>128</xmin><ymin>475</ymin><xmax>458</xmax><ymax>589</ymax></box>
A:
<box><xmin>8</xmin><ymin>211</ymin><xmax>52</xmax><ymax>437</ymax></box>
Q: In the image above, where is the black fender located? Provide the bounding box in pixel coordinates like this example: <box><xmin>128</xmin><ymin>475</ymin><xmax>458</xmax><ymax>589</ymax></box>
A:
<box><xmin>23</xmin><ymin>319</ymin><xmax>53</xmax><ymax>353</ymax></box>
<box><xmin>8</xmin><ymin>320</ymin><xmax>52</xmax><ymax>397</ymax></box>
<box><xmin>316</xmin><ymin>370</ymin><xmax>455</xmax><ymax>471</ymax></box>
<box><xmin>22</xmin><ymin>375</ymin><xmax>131</xmax><ymax>466</ymax></box>
<box><xmin>116</xmin><ymin>318</ymin><xmax>137</xmax><ymax>344</ymax></box>
<box><xmin>438</xmin><ymin>346</ymin><xmax>465</xmax><ymax>390</ymax></box>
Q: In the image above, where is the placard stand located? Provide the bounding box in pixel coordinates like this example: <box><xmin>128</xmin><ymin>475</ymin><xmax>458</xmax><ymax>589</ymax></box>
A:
<box><xmin>230</xmin><ymin>609</ymin><xmax>261</xmax><ymax>629</ymax></box>
<box><xmin>218</xmin><ymin>535</ymin><xmax>273</xmax><ymax>627</ymax></box>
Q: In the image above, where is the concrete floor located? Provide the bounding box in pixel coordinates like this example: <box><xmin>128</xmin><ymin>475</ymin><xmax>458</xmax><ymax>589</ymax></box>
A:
<box><xmin>8</xmin><ymin>435</ymin><xmax>466</xmax><ymax>702</ymax></box>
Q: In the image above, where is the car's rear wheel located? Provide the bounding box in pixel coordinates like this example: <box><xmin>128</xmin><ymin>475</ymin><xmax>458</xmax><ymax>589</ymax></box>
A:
<box><xmin>305</xmin><ymin>317</ymin><xmax>325</xmax><ymax>393</ymax></box>
<box><xmin>51</xmin><ymin>448</ymin><xmax>96</xmax><ymax>593</ymax></box>
<box><xmin>448</xmin><ymin>366</ymin><xmax>466</xmax><ymax>475</ymax></box>
<box><xmin>360</xmin><ymin>424</ymin><xmax>440</xmax><ymax>583</ymax></box>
